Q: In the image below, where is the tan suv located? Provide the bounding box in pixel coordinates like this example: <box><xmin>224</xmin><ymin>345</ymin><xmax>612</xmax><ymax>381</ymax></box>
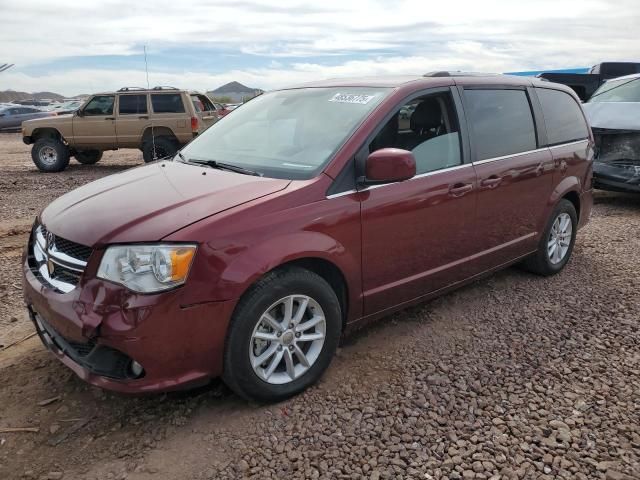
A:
<box><xmin>22</xmin><ymin>87</ymin><xmax>219</xmax><ymax>172</ymax></box>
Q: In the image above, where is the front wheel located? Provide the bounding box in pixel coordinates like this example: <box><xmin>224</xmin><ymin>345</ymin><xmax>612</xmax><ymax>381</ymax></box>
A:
<box><xmin>74</xmin><ymin>150</ymin><xmax>103</xmax><ymax>165</ymax></box>
<box><xmin>223</xmin><ymin>267</ymin><xmax>342</xmax><ymax>403</ymax></box>
<box><xmin>31</xmin><ymin>138</ymin><xmax>70</xmax><ymax>172</ymax></box>
<box><xmin>522</xmin><ymin>199</ymin><xmax>578</xmax><ymax>276</ymax></box>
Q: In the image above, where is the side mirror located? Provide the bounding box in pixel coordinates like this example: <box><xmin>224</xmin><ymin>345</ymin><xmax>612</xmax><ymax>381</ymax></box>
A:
<box><xmin>75</xmin><ymin>109</ymin><xmax>84</xmax><ymax>117</ymax></box>
<box><xmin>359</xmin><ymin>148</ymin><xmax>416</xmax><ymax>185</ymax></box>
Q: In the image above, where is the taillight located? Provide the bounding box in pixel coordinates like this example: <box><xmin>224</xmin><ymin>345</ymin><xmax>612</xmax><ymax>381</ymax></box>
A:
<box><xmin>191</xmin><ymin>116</ymin><xmax>198</xmax><ymax>131</ymax></box>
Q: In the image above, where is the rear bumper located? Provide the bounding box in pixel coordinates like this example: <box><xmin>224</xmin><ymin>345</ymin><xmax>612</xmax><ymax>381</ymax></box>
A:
<box><xmin>22</xmin><ymin>253</ymin><xmax>236</xmax><ymax>394</ymax></box>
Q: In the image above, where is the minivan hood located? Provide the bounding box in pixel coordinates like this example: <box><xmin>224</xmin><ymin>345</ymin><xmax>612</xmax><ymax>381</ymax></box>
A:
<box><xmin>41</xmin><ymin>161</ymin><xmax>290</xmax><ymax>246</ymax></box>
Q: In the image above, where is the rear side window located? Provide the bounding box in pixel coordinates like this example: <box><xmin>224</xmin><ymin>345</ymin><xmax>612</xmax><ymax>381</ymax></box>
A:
<box><xmin>536</xmin><ymin>88</ymin><xmax>589</xmax><ymax>145</ymax></box>
<box><xmin>464</xmin><ymin>89</ymin><xmax>537</xmax><ymax>160</ymax></box>
<box><xmin>151</xmin><ymin>94</ymin><xmax>185</xmax><ymax>113</ymax></box>
<box><xmin>191</xmin><ymin>94</ymin><xmax>215</xmax><ymax>112</ymax></box>
<box><xmin>119</xmin><ymin>94</ymin><xmax>148</xmax><ymax>115</ymax></box>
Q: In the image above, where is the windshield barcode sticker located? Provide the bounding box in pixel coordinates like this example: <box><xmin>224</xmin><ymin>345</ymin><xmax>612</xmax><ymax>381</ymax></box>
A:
<box><xmin>329</xmin><ymin>93</ymin><xmax>376</xmax><ymax>105</ymax></box>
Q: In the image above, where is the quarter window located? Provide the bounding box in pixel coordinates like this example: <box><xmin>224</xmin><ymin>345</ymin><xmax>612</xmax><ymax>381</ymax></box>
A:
<box><xmin>464</xmin><ymin>89</ymin><xmax>536</xmax><ymax>160</ymax></box>
<box><xmin>83</xmin><ymin>95</ymin><xmax>115</xmax><ymax>116</ymax></box>
<box><xmin>151</xmin><ymin>94</ymin><xmax>185</xmax><ymax>113</ymax></box>
<box><xmin>119</xmin><ymin>94</ymin><xmax>148</xmax><ymax>115</ymax></box>
<box><xmin>369</xmin><ymin>92</ymin><xmax>462</xmax><ymax>175</ymax></box>
<box><xmin>536</xmin><ymin>88</ymin><xmax>589</xmax><ymax>145</ymax></box>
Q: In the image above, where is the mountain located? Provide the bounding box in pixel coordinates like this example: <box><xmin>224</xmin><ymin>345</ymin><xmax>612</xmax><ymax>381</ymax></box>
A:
<box><xmin>208</xmin><ymin>81</ymin><xmax>263</xmax><ymax>103</ymax></box>
<box><xmin>0</xmin><ymin>90</ymin><xmax>67</xmax><ymax>103</ymax></box>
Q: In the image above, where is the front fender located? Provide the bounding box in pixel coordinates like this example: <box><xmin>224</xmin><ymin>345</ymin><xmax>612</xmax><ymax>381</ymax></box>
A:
<box><xmin>181</xmin><ymin>231</ymin><xmax>362</xmax><ymax>318</ymax></box>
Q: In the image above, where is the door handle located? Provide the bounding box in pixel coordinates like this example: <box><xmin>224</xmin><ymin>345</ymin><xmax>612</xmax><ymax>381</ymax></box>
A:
<box><xmin>138</xmin><ymin>115</ymin><xmax>149</xmax><ymax>120</ymax></box>
<box><xmin>105</xmin><ymin>117</ymin><xmax>115</xmax><ymax>120</ymax></box>
<box><xmin>448</xmin><ymin>182</ymin><xmax>474</xmax><ymax>197</ymax></box>
<box><xmin>480</xmin><ymin>176</ymin><xmax>502</xmax><ymax>188</ymax></box>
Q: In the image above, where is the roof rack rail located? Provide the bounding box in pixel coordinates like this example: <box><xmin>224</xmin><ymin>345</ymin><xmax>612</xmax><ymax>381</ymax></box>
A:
<box><xmin>423</xmin><ymin>71</ymin><xmax>499</xmax><ymax>77</ymax></box>
<box><xmin>118</xmin><ymin>87</ymin><xmax>146</xmax><ymax>92</ymax></box>
<box><xmin>152</xmin><ymin>86</ymin><xmax>179</xmax><ymax>90</ymax></box>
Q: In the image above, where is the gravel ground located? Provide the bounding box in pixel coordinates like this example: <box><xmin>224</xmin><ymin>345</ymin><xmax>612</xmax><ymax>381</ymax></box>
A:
<box><xmin>0</xmin><ymin>133</ymin><xmax>638</xmax><ymax>479</ymax></box>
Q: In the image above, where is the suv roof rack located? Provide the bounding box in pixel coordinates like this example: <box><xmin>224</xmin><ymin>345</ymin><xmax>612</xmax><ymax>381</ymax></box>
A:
<box><xmin>152</xmin><ymin>86</ymin><xmax>179</xmax><ymax>90</ymax></box>
<box><xmin>118</xmin><ymin>87</ymin><xmax>146</xmax><ymax>92</ymax></box>
<box><xmin>423</xmin><ymin>71</ymin><xmax>499</xmax><ymax>77</ymax></box>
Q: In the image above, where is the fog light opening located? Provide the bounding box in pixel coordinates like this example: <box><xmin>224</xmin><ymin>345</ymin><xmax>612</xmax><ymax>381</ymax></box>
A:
<box><xmin>129</xmin><ymin>360</ymin><xmax>145</xmax><ymax>379</ymax></box>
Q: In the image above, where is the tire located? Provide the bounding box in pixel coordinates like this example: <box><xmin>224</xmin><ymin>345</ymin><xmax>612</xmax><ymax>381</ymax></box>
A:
<box><xmin>142</xmin><ymin>136</ymin><xmax>178</xmax><ymax>163</ymax></box>
<box><xmin>522</xmin><ymin>199</ymin><xmax>578</xmax><ymax>276</ymax></box>
<box><xmin>31</xmin><ymin>138</ymin><xmax>70</xmax><ymax>173</ymax></box>
<box><xmin>223</xmin><ymin>267</ymin><xmax>342</xmax><ymax>403</ymax></box>
<box><xmin>74</xmin><ymin>150</ymin><xmax>103</xmax><ymax>165</ymax></box>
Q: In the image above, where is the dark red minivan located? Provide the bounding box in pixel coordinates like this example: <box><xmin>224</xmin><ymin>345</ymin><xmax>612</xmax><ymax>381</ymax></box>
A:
<box><xmin>22</xmin><ymin>73</ymin><xmax>594</xmax><ymax>402</ymax></box>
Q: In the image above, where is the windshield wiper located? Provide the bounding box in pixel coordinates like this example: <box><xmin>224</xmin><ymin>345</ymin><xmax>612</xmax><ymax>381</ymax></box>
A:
<box><xmin>176</xmin><ymin>153</ymin><xmax>262</xmax><ymax>177</ymax></box>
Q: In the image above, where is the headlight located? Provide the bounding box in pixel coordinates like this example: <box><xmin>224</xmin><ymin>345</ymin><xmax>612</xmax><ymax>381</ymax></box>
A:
<box><xmin>97</xmin><ymin>244</ymin><xmax>197</xmax><ymax>293</ymax></box>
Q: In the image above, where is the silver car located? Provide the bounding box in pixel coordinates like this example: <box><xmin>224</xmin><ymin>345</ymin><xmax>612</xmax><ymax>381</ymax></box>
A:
<box><xmin>0</xmin><ymin>106</ymin><xmax>55</xmax><ymax>132</ymax></box>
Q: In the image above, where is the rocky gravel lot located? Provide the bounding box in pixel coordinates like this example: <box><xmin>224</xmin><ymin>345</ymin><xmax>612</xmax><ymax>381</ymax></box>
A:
<box><xmin>0</xmin><ymin>133</ymin><xmax>638</xmax><ymax>479</ymax></box>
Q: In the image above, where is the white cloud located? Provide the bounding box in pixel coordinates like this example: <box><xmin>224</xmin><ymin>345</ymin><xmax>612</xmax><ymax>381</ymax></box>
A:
<box><xmin>1</xmin><ymin>0</ymin><xmax>639</xmax><ymax>95</ymax></box>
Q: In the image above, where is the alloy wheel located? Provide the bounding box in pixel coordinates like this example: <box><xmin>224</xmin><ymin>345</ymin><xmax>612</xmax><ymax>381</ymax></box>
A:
<box><xmin>548</xmin><ymin>212</ymin><xmax>572</xmax><ymax>264</ymax></box>
<box><xmin>250</xmin><ymin>295</ymin><xmax>326</xmax><ymax>385</ymax></box>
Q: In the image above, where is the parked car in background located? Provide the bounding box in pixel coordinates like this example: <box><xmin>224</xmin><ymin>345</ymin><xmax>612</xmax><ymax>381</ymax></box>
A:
<box><xmin>538</xmin><ymin>61</ymin><xmax>640</xmax><ymax>101</ymax></box>
<box><xmin>0</xmin><ymin>105</ymin><xmax>56</xmax><ymax>132</ymax></box>
<box><xmin>46</xmin><ymin>100</ymin><xmax>83</xmax><ymax>115</ymax></box>
<box><xmin>582</xmin><ymin>73</ymin><xmax>640</xmax><ymax>193</ymax></box>
<box><xmin>22</xmin><ymin>86</ymin><xmax>218</xmax><ymax>172</ymax></box>
<box><xmin>23</xmin><ymin>74</ymin><xmax>593</xmax><ymax>402</ymax></box>
<box><xmin>213</xmin><ymin>102</ymin><xmax>232</xmax><ymax>117</ymax></box>
<box><xmin>225</xmin><ymin>103</ymin><xmax>241</xmax><ymax>111</ymax></box>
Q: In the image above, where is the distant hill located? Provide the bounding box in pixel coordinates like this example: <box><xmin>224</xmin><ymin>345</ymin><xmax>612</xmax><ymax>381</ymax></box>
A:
<box><xmin>208</xmin><ymin>81</ymin><xmax>263</xmax><ymax>103</ymax></box>
<box><xmin>0</xmin><ymin>90</ymin><xmax>67</xmax><ymax>103</ymax></box>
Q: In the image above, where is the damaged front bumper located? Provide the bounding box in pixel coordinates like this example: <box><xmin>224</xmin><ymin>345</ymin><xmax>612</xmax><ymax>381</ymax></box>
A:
<box><xmin>593</xmin><ymin>128</ymin><xmax>640</xmax><ymax>193</ymax></box>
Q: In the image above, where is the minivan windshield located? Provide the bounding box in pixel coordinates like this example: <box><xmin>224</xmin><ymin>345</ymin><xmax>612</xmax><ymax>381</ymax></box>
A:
<box><xmin>588</xmin><ymin>77</ymin><xmax>640</xmax><ymax>103</ymax></box>
<box><xmin>178</xmin><ymin>87</ymin><xmax>389</xmax><ymax>179</ymax></box>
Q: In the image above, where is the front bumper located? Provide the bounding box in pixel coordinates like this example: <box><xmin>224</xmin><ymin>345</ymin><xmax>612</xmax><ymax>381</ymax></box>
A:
<box><xmin>593</xmin><ymin>161</ymin><xmax>640</xmax><ymax>193</ymax></box>
<box><xmin>23</xmin><ymin>135</ymin><xmax>33</xmax><ymax>145</ymax></box>
<box><xmin>22</xmin><ymin>253</ymin><xmax>236</xmax><ymax>394</ymax></box>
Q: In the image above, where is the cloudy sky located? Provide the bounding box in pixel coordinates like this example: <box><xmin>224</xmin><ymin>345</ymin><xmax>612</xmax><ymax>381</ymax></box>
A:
<box><xmin>0</xmin><ymin>0</ymin><xmax>638</xmax><ymax>96</ymax></box>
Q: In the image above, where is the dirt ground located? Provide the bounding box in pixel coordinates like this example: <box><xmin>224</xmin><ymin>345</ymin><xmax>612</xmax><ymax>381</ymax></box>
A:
<box><xmin>0</xmin><ymin>133</ymin><xmax>638</xmax><ymax>480</ymax></box>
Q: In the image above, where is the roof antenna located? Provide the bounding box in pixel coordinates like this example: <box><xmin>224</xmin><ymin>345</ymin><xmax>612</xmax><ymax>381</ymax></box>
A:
<box><xmin>143</xmin><ymin>45</ymin><xmax>157</xmax><ymax>160</ymax></box>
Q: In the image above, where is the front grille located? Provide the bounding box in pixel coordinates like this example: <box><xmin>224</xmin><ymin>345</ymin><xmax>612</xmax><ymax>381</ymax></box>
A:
<box><xmin>41</xmin><ymin>225</ymin><xmax>92</xmax><ymax>263</ymax></box>
<box><xmin>28</xmin><ymin>223</ymin><xmax>92</xmax><ymax>293</ymax></box>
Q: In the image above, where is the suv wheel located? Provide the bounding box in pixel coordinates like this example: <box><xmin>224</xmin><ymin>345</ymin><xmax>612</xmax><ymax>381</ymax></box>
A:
<box><xmin>522</xmin><ymin>199</ymin><xmax>577</xmax><ymax>276</ymax></box>
<box><xmin>31</xmin><ymin>138</ymin><xmax>70</xmax><ymax>173</ymax></box>
<box><xmin>74</xmin><ymin>150</ymin><xmax>103</xmax><ymax>165</ymax></box>
<box><xmin>142</xmin><ymin>136</ymin><xmax>178</xmax><ymax>163</ymax></box>
<box><xmin>223</xmin><ymin>267</ymin><xmax>342</xmax><ymax>403</ymax></box>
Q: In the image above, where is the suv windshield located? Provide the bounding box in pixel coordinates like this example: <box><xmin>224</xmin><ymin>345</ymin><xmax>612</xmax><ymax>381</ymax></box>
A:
<box><xmin>178</xmin><ymin>87</ymin><xmax>389</xmax><ymax>179</ymax></box>
<box><xmin>588</xmin><ymin>77</ymin><xmax>640</xmax><ymax>103</ymax></box>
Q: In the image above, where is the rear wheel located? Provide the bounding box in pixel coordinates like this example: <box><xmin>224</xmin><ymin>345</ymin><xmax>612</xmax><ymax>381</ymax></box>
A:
<box><xmin>142</xmin><ymin>136</ymin><xmax>178</xmax><ymax>163</ymax></box>
<box><xmin>31</xmin><ymin>138</ymin><xmax>70</xmax><ymax>172</ymax></box>
<box><xmin>223</xmin><ymin>267</ymin><xmax>342</xmax><ymax>403</ymax></box>
<box><xmin>522</xmin><ymin>199</ymin><xmax>577</xmax><ymax>276</ymax></box>
<box><xmin>74</xmin><ymin>150</ymin><xmax>103</xmax><ymax>165</ymax></box>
